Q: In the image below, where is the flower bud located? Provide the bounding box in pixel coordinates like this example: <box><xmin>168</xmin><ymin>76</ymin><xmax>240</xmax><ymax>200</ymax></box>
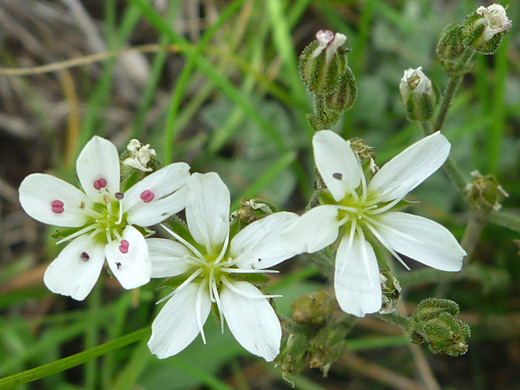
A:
<box><xmin>410</xmin><ymin>298</ymin><xmax>470</xmax><ymax>357</ymax></box>
<box><xmin>466</xmin><ymin>170</ymin><xmax>508</xmax><ymax>211</ymax></box>
<box><xmin>120</xmin><ymin>139</ymin><xmax>162</xmax><ymax>191</ymax></box>
<box><xmin>291</xmin><ymin>291</ymin><xmax>336</xmax><ymax>327</ymax></box>
<box><xmin>230</xmin><ymin>198</ymin><xmax>274</xmax><ymax>226</ymax></box>
<box><xmin>436</xmin><ymin>23</ymin><xmax>469</xmax><ymax>76</ymax></box>
<box><xmin>379</xmin><ymin>271</ymin><xmax>402</xmax><ymax>314</ymax></box>
<box><xmin>324</xmin><ymin>66</ymin><xmax>357</xmax><ymax>112</ymax></box>
<box><xmin>308</xmin><ymin>320</ymin><xmax>349</xmax><ymax>377</ymax></box>
<box><xmin>399</xmin><ymin>67</ymin><xmax>437</xmax><ymax>121</ymax></box>
<box><xmin>463</xmin><ymin>4</ymin><xmax>512</xmax><ymax>55</ymax></box>
<box><xmin>276</xmin><ymin>333</ymin><xmax>309</xmax><ymax>376</ymax></box>
<box><xmin>299</xmin><ymin>30</ymin><xmax>348</xmax><ymax>95</ymax></box>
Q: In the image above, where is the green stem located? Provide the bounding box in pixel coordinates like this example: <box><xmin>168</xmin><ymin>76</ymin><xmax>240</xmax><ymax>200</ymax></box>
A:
<box><xmin>460</xmin><ymin>208</ymin><xmax>489</xmax><ymax>260</ymax></box>
<box><xmin>418</xmin><ymin>121</ymin><xmax>468</xmax><ymax>199</ymax></box>
<box><xmin>374</xmin><ymin>312</ymin><xmax>410</xmax><ymax>331</ymax></box>
<box><xmin>488</xmin><ymin>209</ymin><xmax>520</xmax><ymax>233</ymax></box>
<box><xmin>0</xmin><ymin>328</ymin><xmax>150</xmax><ymax>390</ymax></box>
<box><xmin>433</xmin><ymin>46</ymin><xmax>475</xmax><ymax>132</ymax></box>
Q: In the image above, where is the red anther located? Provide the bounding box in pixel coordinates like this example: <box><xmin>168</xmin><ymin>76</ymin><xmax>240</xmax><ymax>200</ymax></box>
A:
<box><xmin>140</xmin><ymin>189</ymin><xmax>155</xmax><ymax>203</ymax></box>
<box><xmin>51</xmin><ymin>200</ymin><xmax>65</xmax><ymax>214</ymax></box>
<box><xmin>93</xmin><ymin>178</ymin><xmax>107</xmax><ymax>190</ymax></box>
<box><xmin>119</xmin><ymin>239</ymin><xmax>129</xmax><ymax>254</ymax></box>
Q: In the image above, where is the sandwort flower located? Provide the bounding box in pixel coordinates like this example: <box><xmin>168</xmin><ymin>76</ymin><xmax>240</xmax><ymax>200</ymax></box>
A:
<box><xmin>476</xmin><ymin>4</ymin><xmax>512</xmax><ymax>41</ymax></box>
<box><xmin>283</xmin><ymin>130</ymin><xmax>466</xmax><ymax>317</ymax></box>
<box><xmin>19</xmin><ymin>136</ymin><xmax>190</xmax><ymax>300</ymax></box>
<box><xmin>147</xmin><ymin>172</ymin><xmax>298</xmax><ymax>361</ymax></box>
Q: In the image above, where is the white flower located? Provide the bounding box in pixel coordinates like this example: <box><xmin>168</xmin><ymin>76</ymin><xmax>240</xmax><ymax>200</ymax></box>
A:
<box><xmin>283</xmin><ymin>130</ymin><xmax>466</xmax><ymax>317</ymax></box>
<box><xmin>123</xmin><ymin>139</ymin><xmax>157</xmax><ymax>172</ymax></box>
<box><xmin>312</xmin><ymin>30</ymin><xmax>347</xmax><ymax>62</ymax></box>
<box><xmin>476</xmin><ymin>4</ymin><xmax>512</xmax><ymax>41</ymax></box>
<box><xmin>19</xmin><ymin>136</ymin><xmax>190</xmax><ymax>300</ymax></box>
<box><xmin>147</xmin><ymin>172</ymin><xmax>298</xmax><ymax>361</ymax></box>
<box><xmin>400</xmin><ymin>67</ymin><xmax>432</xmax><ymax>97</ymax></box>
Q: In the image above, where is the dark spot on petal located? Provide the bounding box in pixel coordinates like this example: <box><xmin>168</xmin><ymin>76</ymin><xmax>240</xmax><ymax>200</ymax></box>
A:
<box><xmin>257</xmin><ymin>258</ymin><xmax>262</xmax><ymax>262</ymax></box>
<box><xmin>80</xmin><ymin>252</ymin><xmax>90</xmax><ymax>261</ymax></box>
<box><xmin>115</xmin><ymin>192</ymin><xmax>124</xmax><ymax>200</ymax></box>
<box><xmin>332</xmin><ymin>172</ymin><xmax>343</xmax><ymax>180</ymax></box>
<box><xmin>116</xmin><ymin>262</ymin><xmax>122</xmax><ymax>270</ymax></box>
<box><xmin>80</xmin><ymin>201</ymin><xmax>85</xmax><ymax>209</ymax></box>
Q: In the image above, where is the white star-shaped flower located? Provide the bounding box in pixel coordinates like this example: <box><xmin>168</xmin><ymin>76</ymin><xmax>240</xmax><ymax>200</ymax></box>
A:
<box><xmin>476</xmin><ymin>4</ymin><xmax>512</xmax><ymax>41</ymax></box>
<box><xmin>19</xmin><ymin>136</ymin><xmax>190</xmax><ymax>300</ymax></box>
<box><xmin>147</xmin><ymin>172</ymin><xmax>298</xmax><ymax>361</ymax></box>
<box><xmin>283</xmin><ymin>130</ymin><xmax>466</xmax><ymax>317</ymax></box>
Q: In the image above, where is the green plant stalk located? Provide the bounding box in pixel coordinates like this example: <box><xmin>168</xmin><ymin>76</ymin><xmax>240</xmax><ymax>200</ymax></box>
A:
<box><xmin>374</xmin><ymin>312</ymin><xmax>410</xmax><ymax>331</ymax></box>
<box><xmin>488</xmin><ymin>209</ymin><xmax>520</xmax><ymax>233</ymax></box>
<box><xmin>0</xmin><ymin>328</ymin><xmax>151</xmax><ymax>390</ymax></box>
<box><xmin>85</xmin><ymin>282</ymin><xmax>102</xmax><ymax>389</ymax></box>
<box><xmin>418</xmin><ymin>121</ymin><xmax>468</xmax><ymax>198</ymax></box>
<box><xmin>433</xmin><ymin>46</ymin><xmax>476</xmax><ymax>132</ymax></box>
<box><xmin>460</xmin><ymin>208</ymin><xmax>489</xmax><ymax>260</ymax></box>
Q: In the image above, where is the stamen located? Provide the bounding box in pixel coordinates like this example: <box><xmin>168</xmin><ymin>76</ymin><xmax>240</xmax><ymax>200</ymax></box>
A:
<box><xmin>367</xmin><ymin>197</ymin><xmax>402</xmax><ymax>216</ymax></box>
<box><xmin>220</xmin><ymin>268</ymin><xmax>279</xmax><ymax>274</ymax></box>
<box><xmin>211</xmin><ymin>281</ymin><xmax>225</xmax><ymax>333</ymax></box>
<box><xmin>160</xmin><ymin>224</ymin><xmax>205</xmax><ymax>260</ymax></box>
<box><xmin>196</xmin><ymin>280</ymin><xmax>207</xmax><ymax>344</ymax></box>
<box><xmin>80</xmin><ymin>251</ymin><xmax>90</xmax><ymax>261</ymax></box>
<box><xmin>119</xmin><ymin>240</ymin><xmax>130</xmax><ymax>254</ymax></box>
<box><xmin>56</xmin><ymin>224</ymin><xmax>99</xmax><ymax>245</ymax></box>
<box><xmin>363</xmin><ymin>221</ymin><xmax>410</xmax><ymax>270</ymax></box>
<box><xmin>115</xmin><ymin>192</ymin><xmax>124</xmax><ymax>200</ymax></box>
<box><xmin>93</xmin><ymin>178</ymin><xmax>107</xmax><ymax>190</ymax></box>
<box><xmin>341</xmin><ymin>220</ymin><xmax>357</xmax><ymax>273</ymax></box>
<box><xmin>214</xmin><ymin>234</ymin><xmax>230</xmax><ymax>265</ymax></box>
<box><xmin>140</xmin><ymin>190</ymin><xmax>155</xmax><ymax>203</ymax></box>
<box><xmin>221</xmin><ymin>277</ymin><xmax>282</xmax><ymax>299</ymax></box>
<box><xmin>51</xmin><ymin>200</ymin><xmax>65</xmax><ymax>214</ymax></box>
<box><xmin>332</xmin><ymin>172</ymin><xmax>343</xmax><ymax>180</ymax></box>
<box><xmin>156</xmin><ymin>268</ymin><xmax>203</xmax><ymax>304</ymax></box>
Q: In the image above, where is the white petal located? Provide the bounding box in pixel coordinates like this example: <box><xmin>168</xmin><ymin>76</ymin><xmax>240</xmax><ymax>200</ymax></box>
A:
<box><xmin>148</xmin><ymin>283</ymin><xmax>211</xmax><ymax>359</ymax></box>
<box><xmin>230</xmin><ymin>212</ymin><xmax>299</xmax><ymax>270</ymax></box>
<box><xmin>185</xmin><ymin>172</ymin><xmax>230</xmax><ymax>254</ymax></box>
<box><xmin>77</xmin><ymin>136</ymin><xmax>120</xmax><ymax>201</ymax></box>
<box><xmin>19</xmin><ymin>173</ymin><xmax>90</xmax><ymax>227</ymax></box>
<box><xmin>126</xmin><ymin>186</ymin><xmax>188</xmax><ymax>226</ymax></box>
<box><xmin>147</xmin><ymin>238</ymin><xmax>193</xmax><ymax>278</ymax></box>
<box><xmin>375</xmin><ymin>212</ymin><xmax>465</xmax><ymax>271</ymax></box>
<box><xmin>281</xmin><ymin>205</ymin><xmax>340</xmax><ymax>254</ymax></box>
<box><xmin>368</xmin><ymin>132</ymin><xmax>450</xmax><ymax>202</ymax></box>
<box><xmin>43</xmin><ymin>234</ymin><xmax>105</xmax><ymax>301</ymax></box>
<box><xmin>334</xmin><ymin>234</ymin><xmax>382</xmax><ymax>317</ymax></box>
<box><xmin>220</xmin><ymin>281</ymin><xmax>282</xmax><ymax>361</ymax></box>
<box><xmin>124</xmin><ymin>162</ymin><xmax>190</xmax><ymax>217</ymax></box>
<box><xmin>313</xmin><ymin>130</ymin><xmax>362</xmax><ymax>202</ymax></box>
<box><xmin>105</xmin><ymin>225</ymin><xmax>151</xmax><ymax>289</ymax></box>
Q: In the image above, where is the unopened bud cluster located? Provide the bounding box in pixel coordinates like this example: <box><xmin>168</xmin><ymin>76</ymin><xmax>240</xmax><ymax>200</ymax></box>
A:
<box><xmin>299</xmin><ymin>30</ymin><xmax>357</xmax><ymax>130</ymax></box>
<box><xmin>437</xmin><ymin>4</ymin><xmax>512</xmax><ymax>74</ymax></box>
<box><xmin>120</xmin><ymin>139</ymin><xmax>162</xmax><ymax>190</ymax></box>
<box><xmin>277</xmin><ymin>291</ymin><xmax>351</xmax><ymax>377</ymax></box>
<box><xmin>409</xmin><ymin>298</ymin><xmax>470</xmax><ymax>356</ymax></box>
<box><xmin>466</xmin><ymin>171</ymin><xmax>508</xmax><ymax>211</ymax></box>
<box><xmin>399</xmin><ymin>67</ymin><xmax>438</xmax><ymax>121</ymax></box>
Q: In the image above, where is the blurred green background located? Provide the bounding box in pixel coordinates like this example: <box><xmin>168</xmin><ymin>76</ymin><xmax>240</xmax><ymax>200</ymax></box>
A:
<box><xmin>0</xmin><ymin>0</ymin><xmax>519</xmax><ymax>389</ymax></box>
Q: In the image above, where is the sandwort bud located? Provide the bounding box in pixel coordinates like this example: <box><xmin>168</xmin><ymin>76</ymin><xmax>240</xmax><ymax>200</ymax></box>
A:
<box><xmin>410</xmin><ymin>298</ymin><xmax>470</xmax><ymax>357</ymax></box>
<box><xmin>324</xmin><ymin>66</ymin><xmax>357</xmax><ymax>112</ymax></box>
<box><xmin>299</xmin><ymin>30</ymin><xmax>348</xmax><ymax>95</ymax></box>
<box><xmin>466</xmin><ymin>170</ymin><xmax>508</xmax><ymax>211</ymax></box>
<box><xmin>379</xmin><ymin>271</ymin><xmax>402</xmax><ymax>315</ymax></box>
<box><xmin>464</xmin><ymin>4</ymin><xmax>512</xmax><ymax>55</ymax></box>
<box><xmin>230</xmin><ymin>198</ymin><xmax>274</xmax><ymax>226</ymax></box>
<box><xmin>436</xmin><ymin>23</ymin><xmax>469</xmax><ymax>76</ymax></box>
<box><xmin>291</xmin><ymin>291</ymin><xmax>336</xmax><ymax>327</ymax></box>
<box><xmin>399</xmin><ymin>67</ymin><xmax>437</xmax><ymax>121</ymax></box>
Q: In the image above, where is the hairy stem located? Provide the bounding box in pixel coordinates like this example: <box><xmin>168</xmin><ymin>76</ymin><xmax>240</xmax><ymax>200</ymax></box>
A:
<box><xmin>0</xmin><ymin>328</ymin><xmax>150</xmax><ymax>390</ymax></box>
